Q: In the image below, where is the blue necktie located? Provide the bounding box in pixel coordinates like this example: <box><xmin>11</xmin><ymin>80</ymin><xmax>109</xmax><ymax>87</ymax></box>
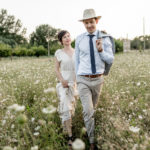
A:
<box><xmin>88</xmin><ymin>34</ymin><xmax>96</xmax><ymax>74</ymax></box>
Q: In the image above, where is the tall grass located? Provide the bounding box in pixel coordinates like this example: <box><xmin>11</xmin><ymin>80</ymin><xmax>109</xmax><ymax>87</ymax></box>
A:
<box><xmin>0</xmin><ymin>50</ymin><xmax>150</xmax><ymax>150</ymax></box>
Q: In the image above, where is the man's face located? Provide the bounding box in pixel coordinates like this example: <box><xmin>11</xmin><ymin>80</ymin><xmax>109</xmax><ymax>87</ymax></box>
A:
<box><xmin>83</xmin><ymin>18</ymin><xmax>98</xmax><ymax>34</ymax></box>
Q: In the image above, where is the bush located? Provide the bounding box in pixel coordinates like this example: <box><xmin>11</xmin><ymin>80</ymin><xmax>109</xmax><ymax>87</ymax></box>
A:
<box><xmin>0</xmin><ymin>43</ymin><xmax>11</xmax><ymax>57</ymax></box>
<box><xmin>0</xmin><ymin>44</ymin><xmax>48</xmax><ymax>57</ymax></box>
<box><xmin>26</xmin><ymin>49</ymin><xmax>35</xmax><ymax>56</ymax></box>
<box><xmin>12</xmin><ymin>46</ymin><xmax>46</xmax><ymax>57</ymax></box>
<box><xmin>49</xmin><ymin>41</ymin><xmax>63</xmax><ymax>55</ymax></box>
<box><xmin>12</xmin><ymin>47</ymin><xmax>27</xmax><ymax>56</ymax></box>
<box><xmin>115</xmin><ymin>39</ymin><xmax>123</xmax><ymax>53</ymax></box>
<box><xmin>31</xmin><ymin>46</ymin><xmax>47</xmax><ymax>57</ymax></box>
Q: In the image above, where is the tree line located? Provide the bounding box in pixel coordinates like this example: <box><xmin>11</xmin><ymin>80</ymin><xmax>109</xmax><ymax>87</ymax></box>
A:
<box><xmin>0</xmin><ymin>9</ymin><xmax>63</xmax><ymax>57</ymax></box>
<box><xmin>0</xmin><ymin>9</ymin><xmax>149</xmax><ymax>57</ymax></box>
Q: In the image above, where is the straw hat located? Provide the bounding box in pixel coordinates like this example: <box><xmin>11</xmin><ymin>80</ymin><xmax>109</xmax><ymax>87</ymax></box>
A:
<box><xmin>79</xmin><ymin>9</ymin><xmax>101</xmax><ymax>21</ymax></box>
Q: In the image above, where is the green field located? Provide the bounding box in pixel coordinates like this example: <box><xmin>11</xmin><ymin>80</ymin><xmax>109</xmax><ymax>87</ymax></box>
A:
<box><xmin>0</xmin><ymin>51</ymin><xmax>150</xmax><ymax>150</ymax></box>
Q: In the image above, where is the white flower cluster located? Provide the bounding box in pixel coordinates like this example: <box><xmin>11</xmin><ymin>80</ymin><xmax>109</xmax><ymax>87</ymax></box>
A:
<box><xmin>31</xmin><ymin>145</ymin><xmax>38</xmax><ymax>150</ymax></box>
<box><xmin>72</xmin><ymin>138</ymin><xmax>85</xmax><ymax>150</ymax></box>
<box><xmin>3</xmin><ymin>146</ymin><xmax>13</xmax><ymax>150</ymax></box>
<box><xmin>8</xmin><ymin>104</ymin><xmax>25</xmax><ymax>112</ymax></box>
<box><xmin>44</xmin><ymin>87</ymin><xmax>56</xmax><ymax>94</ymax></box>
<box><xmin>34</xmin><ymin>80</ymin><xmax>40</xmax><ymax>85</ymax></box>
<box><xmin>129</xmin><ymin>126</ymin><xmax>140</xmax><ymax>133</ymax></box>
<box><xmin>33</xmin><ymin>132</ymin><xmax>39</xmax><ymax>136</ymax></box>
<box><xmin>42</xmin><ymin>105</ymin><xmax>56</xmax><ymax>114</ymax></box>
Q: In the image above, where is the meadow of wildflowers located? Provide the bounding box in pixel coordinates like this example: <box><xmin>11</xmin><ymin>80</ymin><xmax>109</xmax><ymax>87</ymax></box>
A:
<box><xmin>0</xmin><ymin>51</ymin><xmax>150</xmax><ymax>150</ymax></box>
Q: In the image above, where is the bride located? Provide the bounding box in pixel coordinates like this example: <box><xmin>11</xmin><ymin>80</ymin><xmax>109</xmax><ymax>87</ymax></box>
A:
<box><xmin>54</xmin><ymin>30</ymin><xmax>77</xmax><ymax>149</ymax></box>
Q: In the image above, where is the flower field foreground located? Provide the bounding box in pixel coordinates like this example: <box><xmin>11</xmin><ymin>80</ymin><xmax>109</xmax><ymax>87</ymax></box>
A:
<box><xmin>0</xmin><ymin>51</ymin><xmax>150</xmax><ymax>150</ymax></box>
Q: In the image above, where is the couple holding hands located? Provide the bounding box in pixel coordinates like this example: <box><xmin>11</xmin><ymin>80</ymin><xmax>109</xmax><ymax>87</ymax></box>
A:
<box><xmin>55</xmin><ymin>8</ymin><xmax>114</xmax><ymax>150</ymax></box>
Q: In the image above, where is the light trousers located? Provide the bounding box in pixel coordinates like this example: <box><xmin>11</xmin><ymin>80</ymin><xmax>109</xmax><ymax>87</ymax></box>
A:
<box><xmin>76</xmin><ymin>75</ymin><xmax>104</xmax><ymax>143</ymax></box>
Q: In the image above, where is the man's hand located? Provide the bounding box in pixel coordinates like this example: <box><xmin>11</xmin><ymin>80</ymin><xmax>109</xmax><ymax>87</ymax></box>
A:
<box><xmin>101</xmin><ymin>30</ymin><xmax>107</xmax><ymax>34</ymax></box>
<box><xmin>61</xmin><ymin>79</ymin><xmax>69</xmax><ymax>88</ymax></box>
<box><xmin>96</xmin><ymin>38</ymin><xmax>103</xmax><ymax>52</ymax></box>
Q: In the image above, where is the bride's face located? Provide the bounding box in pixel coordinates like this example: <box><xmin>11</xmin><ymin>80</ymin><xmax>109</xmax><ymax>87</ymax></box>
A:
<box><xmin>62</xmin><ymin>32</ymin><xmax>71</xmax><ymax>46</ymax></box>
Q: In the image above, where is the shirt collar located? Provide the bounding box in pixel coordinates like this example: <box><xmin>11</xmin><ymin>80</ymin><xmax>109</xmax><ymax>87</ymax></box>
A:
<box><xmin>85</xmin><ymin>30</ymin><xmax>98</xmax><ymax>36</ymax></box>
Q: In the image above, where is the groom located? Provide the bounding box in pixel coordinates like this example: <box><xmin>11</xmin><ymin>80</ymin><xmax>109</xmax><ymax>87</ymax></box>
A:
<box><xmin>75</xmin><ymin>9</ymin><xmax>114</xmax><ymax>150</ymax></box>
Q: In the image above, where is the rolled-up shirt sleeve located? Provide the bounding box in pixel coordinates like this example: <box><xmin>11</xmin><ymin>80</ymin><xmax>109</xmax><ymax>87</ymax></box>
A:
<box><xmin>99</xmin><ymin>37</ymin><xmax>114</xmax><ymax>64</ymax></box>
<box><xmin>75</xmin><ymin>38</ymin><xmax>80</xmax><ymax>75</ymax></box>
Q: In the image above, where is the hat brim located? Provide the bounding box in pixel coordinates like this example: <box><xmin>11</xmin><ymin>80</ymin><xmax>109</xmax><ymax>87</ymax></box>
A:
<box><xmin>79</xmin><ymin>16</ymin><xmax>101</xmax><ymax>22</ymax></box>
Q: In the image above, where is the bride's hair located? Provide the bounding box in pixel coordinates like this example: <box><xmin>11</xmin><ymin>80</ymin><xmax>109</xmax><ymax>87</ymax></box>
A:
<box><xmin>58</xmin><ymin>30</ymin><xmax>69</xmax><ymax>45</ymax></box>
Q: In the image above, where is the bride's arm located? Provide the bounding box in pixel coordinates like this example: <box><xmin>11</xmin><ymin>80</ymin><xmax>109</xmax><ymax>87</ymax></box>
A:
<box><xmin>54</xmin><ymin>57</ymin><xmax>68</xmax><ymax>88</ymax></box>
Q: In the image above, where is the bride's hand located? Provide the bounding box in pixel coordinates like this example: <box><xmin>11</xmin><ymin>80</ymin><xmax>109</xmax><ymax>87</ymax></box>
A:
<box><xmin>61</xmin><ymin>79</ymin><xmax>69</xmax><ymax>88</ymax></box>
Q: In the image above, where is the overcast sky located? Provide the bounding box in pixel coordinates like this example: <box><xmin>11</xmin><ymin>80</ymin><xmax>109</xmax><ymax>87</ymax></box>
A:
<box><xmin>1</xmin><ymin>0</ymin><xmax>150</xmax><ymax>40</ymax></box>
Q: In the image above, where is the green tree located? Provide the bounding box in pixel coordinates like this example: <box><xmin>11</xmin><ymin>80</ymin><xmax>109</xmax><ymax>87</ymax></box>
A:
<box><xmin>71</xmin><ymin>40</ymin><xmax>75</xmax><ymax>48</ymax></box>
<box><xmin>0</xmin><ymin>9</ymin><xmax>27</xmax><ymax>47</ymax></box>
<box><xmin>145</xmin><ymin>35</ymin><xmax>150</xmax><ymax>49</ymax></box>
<box><xmin>131</xmin><ymin>37</ymin><xmax>142</xmax><ymax>50</ymax></box>
<box><xmin>29</xmin><ymin>24</ymin><xmax>60</xmax><ymax>49</ymax></box>
<box><xmin>131</xmin><ymin>35</ymin><xmax>150</xmax><ymax>50</ymax></box>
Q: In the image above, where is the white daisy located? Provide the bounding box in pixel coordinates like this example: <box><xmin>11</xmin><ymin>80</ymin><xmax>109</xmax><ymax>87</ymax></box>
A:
<box><xmin>3</xmin><ymin>146</ymin><xmax>13</xmax><ymax>150</ymax></box>
<box><xmin>129</xmin><ymin>126</ymin><xmax>140</xmax><ymax>133</ymax></box>
<box><xmin>33</xmin><ymin>132</ymin><xmax>39</xmax><ymax>136</ymax></box>
<box><xmin>44</xmin><ymin>87</ymin><xmax>56</xmax><ymax>94</ymax></box>
<box><xmin>42</xmin><ymin>105</ymin><xmax>56</xmax><ymax>114</ymax></box>
<box><xmin>34</xmin><ymin>126</ymin><xmax>40</xmax><ymax>131</ymax></box>
<box><xmin>31</xmin><ymin>145</ymin><xmax>38</xmax><ymax>150</ymax></box>
<box><xmin>72</xmin><ymin>138</ymin><xmax>85</xmax><ymax>150</ymax></box>
<box><xmin>8</xmin><ymin>104</ymin><xmax>25</xmax><ymax>112</ymax></box>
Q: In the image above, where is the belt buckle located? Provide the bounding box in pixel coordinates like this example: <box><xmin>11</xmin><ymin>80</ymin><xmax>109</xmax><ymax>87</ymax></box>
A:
<box><xmin>90</xmin><ymin>74</ymin><xmax>95</xmax><ymax>78</ymax></box>
<box><xmin>93</xmin><ymin>74</ymin><xmax>101</xmax><ymax>78</ymax></box>
<box><xmin>85</xmin><ymin>75</ymin><xmax>91</xmax><ymax>78</ymax></box>
<box><xmin>87</xmin><ymin>75</ymin><xmax>91</xmax><ymax>78</ymax></box>
<box><xmin>91</xmin><ymin>75</ymin><xmax>94</xmax><ymax>78</ymax></box>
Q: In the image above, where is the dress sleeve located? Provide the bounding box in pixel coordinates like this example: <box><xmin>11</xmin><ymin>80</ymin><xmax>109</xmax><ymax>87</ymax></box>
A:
<box><xmin>55</xmin><ymin>49</ymin><xmax>62</xmax><ymax>62</ymax></box>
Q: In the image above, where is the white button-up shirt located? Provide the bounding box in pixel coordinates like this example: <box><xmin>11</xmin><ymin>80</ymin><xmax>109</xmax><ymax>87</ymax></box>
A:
<box><xmin>75</xmin><ymin>30</ymin><xmax>114</xmax><ymax>75</ymax></box>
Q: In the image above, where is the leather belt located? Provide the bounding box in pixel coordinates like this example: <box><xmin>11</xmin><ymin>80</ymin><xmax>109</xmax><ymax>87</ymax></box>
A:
<box><xmin>81</xmin><ymin>74</ymin><xmax>102</xmax><ymax>78</ymax></box>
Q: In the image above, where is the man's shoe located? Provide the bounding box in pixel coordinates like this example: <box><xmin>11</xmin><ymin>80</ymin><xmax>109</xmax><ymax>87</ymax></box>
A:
<box><xmin>90</xmin><ymin>143</ymin><xmax>98</xmax><ymax>150</ymax></box>
<box><xmin>90</xmin><ymin>144</ymin><xmax>94</xmax><ymax>150</ymax></box>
